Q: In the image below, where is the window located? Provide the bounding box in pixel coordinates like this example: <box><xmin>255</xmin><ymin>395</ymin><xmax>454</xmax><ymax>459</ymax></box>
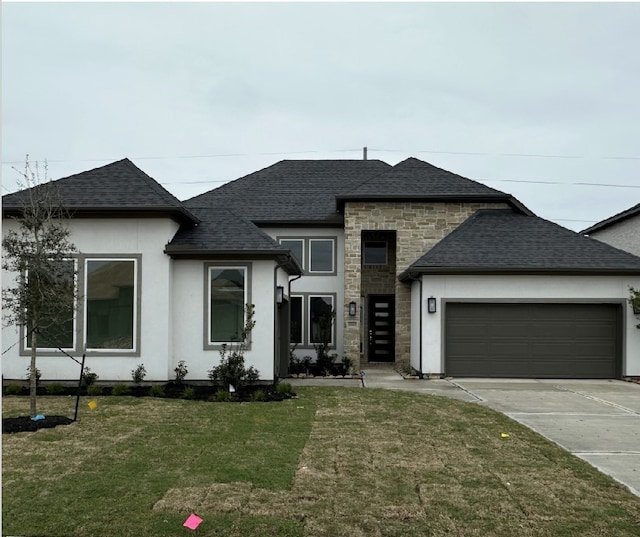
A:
<box><xmin>309</xmin><ymin>239</ymin><xmax>334</xmax><ymax>273</ymax></box>
<box><xmin>290</xmin><ymin>295</ymin><xmax>303</xmax><ymax>344</ymax></box>
<box><xmin>208</xmin><ymin>266</ymin><xmax>247</xmax><ymax>343</ymax></box>
<box><xmin>364</xmin><ymin>241</ymin><xmax>387</xmax><ymax>265</ymax></box>
<box><xmin>309</xmin><ymin>295</ymin><xmax>334</xmax><ymax>345</ymax></box>
<box><xmin>86</xmin><ymin>259</ymin><xmax>137</xmax><ymax>350</ymax></box>
<box><xmin>26</xmin><ymin>259</ymin><xmax>76</xmax><ymax>350</ymax></box>
<box><xmin>279</xmin><ymin>239</ymin><xmax>304</xmax><ymax>267</ymax></box>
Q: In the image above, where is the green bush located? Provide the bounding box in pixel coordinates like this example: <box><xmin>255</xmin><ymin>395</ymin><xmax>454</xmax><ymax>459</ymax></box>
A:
<box><xmin>83</xmin><ymin>367</ymin><xmax>98</xmax><ymax>386</ymax></box>
<box><xmin>5</xmin><ymin>384</ymin><xmax>23</xmax><ymax>395</ymax></box>
<box><xmin>112</xmin><ymin>384</ymin><xmax>131</xmax><ymax>396</ymax></box>
<box><xmin>26</xmin><ymin>366</ymin><xmax>42</xmax><ymax>386</ymax></box>
<box><xmin>215</xmin><ymin>390</ymin><xmax>232</xmax><ymax>402</ymax></box>
<box><xmin>46</xmin><ymin>383</ymin><xmax>65</xmax><ymax>395</ymax></box>
<box><xmin>276</xmin><ymin>382</ymin><xmax>293</xmax><ymax>395</ymax></box>
<box><xmin>149</xmin><ymin>385</ymin><xmax>165</xmax><ymax>398</ymax></box>
<box><xmin>174</xmin><ymin>360</ymin><xmax>188</xmax><ymax>383</ymax></box>
<box><xmin>131</xmin><ymin>364</ymin><xmax>147</xmax><ymax>385</ymax></box>
<box><xmin>181</xmin><ymin>387</ymin><xmax>195</xmax><ymax>400</ymax></box>
<box><xmin>87</xmin><ymin>385</ymin><xmax>103</xmax><ymax>396</ymax></box>
<box><xmin>252</xmin><ymin>389</ymin><xmax>266</xmax><ymax>402</ymax></box>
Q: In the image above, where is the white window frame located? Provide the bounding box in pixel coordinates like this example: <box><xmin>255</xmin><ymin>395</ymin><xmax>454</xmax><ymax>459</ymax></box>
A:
<box><xmin>22</xmin><ymin>258</ymin><xmax>78</xmax><ymax>353</ymax></box>
<box><xmin>290</xmin><ymin>294</ymin><xmax>304</xmax><ymax>345</ymax></box>
<box><xmin>206</xmin><ymin>264</ymin><xmax>250</xmax><ymax>348</ymax></box>
<box><xmin>84</xmin><ymin>257</ymin><xmax>139</xmax><ymax>353</ymax></box>
<box><xmin>309</xmin><ymin>238</ymin><xmax>335</xmax><ymax>274</ymax></box>
<box><xmin>308</xmin><ymin>294</ymin><xmax>335</xmax><ymax>347</ymax></box>
<box><xmin>279</xmin><ymin>238</ymin><xmax>305</xmax><ymax>269</ymax></box>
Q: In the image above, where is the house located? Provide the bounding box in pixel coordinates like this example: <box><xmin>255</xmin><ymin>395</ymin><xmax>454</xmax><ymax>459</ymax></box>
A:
<box><xmin>4</xmin><ymin>156</ymin><xmax>640</xmax><ymax>383</ymax></box>
<box><xmin>582</xmin><ymin>203</ymin><xmax>640</xmax><ymax>257</ymax></box>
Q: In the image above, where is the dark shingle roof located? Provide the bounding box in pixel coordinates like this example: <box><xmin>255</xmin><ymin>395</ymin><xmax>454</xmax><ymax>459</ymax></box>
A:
<box><xmin>2</xmin><ymin>158</ymin><xmax>198</xmax><ymax>225</ymax></box>
<box><xmin>581</xmin><ymin>202</ymin><xmax>640</xmax><ymax>235</ymax></box>
<box><xmin>165</xmin><ymin>206</ymin><xmax>302</xmax><ymax>274</ymax></box>
<box><xmin>186</xmin><ymin>159</ymin><xmax>392</xmax><ymax>223</ymax></box>
<box><xmin>400</xmin><ymin>209</ymin><xmax>640</xmax><ymax>280</ymax></box>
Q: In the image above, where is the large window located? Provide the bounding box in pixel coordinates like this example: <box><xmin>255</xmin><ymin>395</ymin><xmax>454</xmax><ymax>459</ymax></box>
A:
<box><xmin>289</xmin><ymin>294</ymin><xmax>336</xmax><ymax>349</ymax></box>
<box><xmin>208</xmin><ymin>266</ymin><xmax>247</xmax><ymax>344</ymax></box>
<box><xmin>26</xmin><ymin>259</ymin><xmax>76</xmax><ymax>350</ymax></box>
<box><xmin>86</xmin><ymin>259</ymin><xmax>137</xmax><ymax>350</ymax></box>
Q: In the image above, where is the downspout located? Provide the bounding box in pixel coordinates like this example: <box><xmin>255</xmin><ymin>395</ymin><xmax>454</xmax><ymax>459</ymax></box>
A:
<box><xmin>273</xmin><ymin>257</ymin><xmax>302</xmax><ymax>384</ymax></box>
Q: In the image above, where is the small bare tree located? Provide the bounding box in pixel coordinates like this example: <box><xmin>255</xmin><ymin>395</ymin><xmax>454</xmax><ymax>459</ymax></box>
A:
<box><xmin>2</xmin><ymin>157</ymin><xmax>78</xmax><ymax>417</ymax></box>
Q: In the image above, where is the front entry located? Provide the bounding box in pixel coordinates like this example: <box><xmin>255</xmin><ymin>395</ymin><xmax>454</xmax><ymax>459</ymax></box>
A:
<box><xmin>367</xmin><ymin>294</ymin><xmax>395</xmax><ymax>362</ymax></box>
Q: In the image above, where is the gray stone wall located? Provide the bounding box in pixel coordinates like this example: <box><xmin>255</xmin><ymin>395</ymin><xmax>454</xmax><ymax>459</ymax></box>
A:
<box><xmin>343</xmin><ymin>201</ymin><xmax>509</xmax><ymax>370</ymax></box>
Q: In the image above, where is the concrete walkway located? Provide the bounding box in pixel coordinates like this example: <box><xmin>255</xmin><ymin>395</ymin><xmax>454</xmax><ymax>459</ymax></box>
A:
<box><xmin>288</xmin><ymin>368</ymin><xmax>640</xmax><ymax>497</ymax></box>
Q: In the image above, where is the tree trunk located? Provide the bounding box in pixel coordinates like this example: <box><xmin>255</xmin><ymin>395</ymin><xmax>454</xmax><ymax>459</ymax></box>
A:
<box><xmin>30</xmin><ymin>330</ymin><xmax>37</xmax><ymax>417</ymax></box>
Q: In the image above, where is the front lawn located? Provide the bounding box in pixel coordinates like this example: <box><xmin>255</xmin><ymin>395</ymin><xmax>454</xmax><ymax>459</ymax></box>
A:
<box><xmin>3</xmin><ymin>388</ymin><xmax>640</xmax><ymax>536</ymax></box>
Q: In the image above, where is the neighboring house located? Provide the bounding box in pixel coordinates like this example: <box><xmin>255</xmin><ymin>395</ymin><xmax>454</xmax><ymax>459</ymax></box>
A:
<box><xmin>582</xmin><ymin>203</ymin><xmax>640</xmax><ymax>257</ymax></box>
<box><xmin>4</xmin><ymin>157</ymin><xmax>640</xmax><ymax>382</ymax></box>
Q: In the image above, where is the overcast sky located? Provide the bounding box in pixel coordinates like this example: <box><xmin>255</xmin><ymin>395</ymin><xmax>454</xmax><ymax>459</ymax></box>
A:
<box><xmin>2</xmin><ymin>2</ymin><xmax>639</xmax><ymax>231</ymax></box>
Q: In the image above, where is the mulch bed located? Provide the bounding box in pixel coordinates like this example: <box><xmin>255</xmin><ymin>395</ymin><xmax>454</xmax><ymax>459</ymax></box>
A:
<box><xmin>3</xmin><ymin>415</ymin><xmax>75</xmax><ymax>434</ymax></box>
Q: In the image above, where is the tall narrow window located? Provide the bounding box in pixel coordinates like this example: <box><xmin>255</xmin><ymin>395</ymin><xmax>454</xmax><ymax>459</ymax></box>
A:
<box><xmin>279</xmin><ymin>239</ymin><xmax>304</xmax><ymax>268</ymax></box>
<box><xmin>309</xmin><ymin>295</ymin><xmax>334</xmax><ymax>345</ymax></box>
<box><xmin>209</xmin><ymin>267</ymin><xmax>246</xmax><ymax>343</ymax></box>
<box><xmin>309</xmin><ymin>239</ymin><xmax>334</xmax><ymax>273</ymax></box>
<box><xmin>86</xmin><ymin>259</ymin><xmax>136</xmax><ymax>350</ymax></box>
<box><xmin>290</xmin><ymin>296</ymin><xmax>303</xmax><ymax>344</ymax></box>
<box><xmin>26</xmin><ymin>259</ymin><xmax>76</xmax><ymax>349</ymax></box>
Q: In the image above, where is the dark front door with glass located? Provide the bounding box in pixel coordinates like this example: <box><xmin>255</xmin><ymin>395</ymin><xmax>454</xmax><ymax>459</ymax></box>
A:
<box><xmin>367</xmin><ymin>295</ymin><xmax>395</xmax><ymax>362</ymax></box>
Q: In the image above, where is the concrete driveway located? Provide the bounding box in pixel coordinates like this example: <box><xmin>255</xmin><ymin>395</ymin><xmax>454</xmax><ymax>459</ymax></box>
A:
<box><xmin>452</xmin><ymin>379</ymin><xmax>640</xmax><ymax>497</ymax></box>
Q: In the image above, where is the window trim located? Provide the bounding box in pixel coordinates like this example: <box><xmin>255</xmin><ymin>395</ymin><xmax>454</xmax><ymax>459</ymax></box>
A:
<box><xmin>309</xmin><ymin>294</ymin><xmax>335</xmax><ymax>347</ymax></box>
<box><xmin>84</xmin><ymin>256</ymin><xmax>140</xmax><ymax>354</ymax></box>
<box><xmin>19</xmin><ymin>254</ymin><xmax>142</xmax><ymax>357</ymax></box>
<box><xmin>290</xmin><ymin>294</ymin><xmax>304</xmax><ymax>345</ymax></box>
<box><xmin>289</xmin><ymin>293</ymin><xmax>337</xmax><ymax>349</ymax></box>
<box><xmin>278</xmin><ymin>238</ymin><xmax>305</xmax><ymax>269</ymax></box>
<box><xmin>22</xmin><ymin>258</ymin><xmax>78</xmax><ymax>353</ymax></box>
<box><xmin>204</xmin><ymin>262</ymin><xmax>252</xmax><ymax>350</ymax></box>
<box><xmin>309</xmin><ymin>238</ymin><xmax>336</xmax><ymax>274</ymax></box>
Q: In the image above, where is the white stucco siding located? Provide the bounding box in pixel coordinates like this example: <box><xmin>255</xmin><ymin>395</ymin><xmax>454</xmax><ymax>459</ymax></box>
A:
<box><xmin>263</xmin><ymin>227</ymin><xmax>345</xmax><ymax>361</ymax></box>
<box><xmin>417</xmin><ymin>275</ymin><xmax>640</xmax><ymax>377</ymax></box>
<box><xmin>2</xmin><ymin>218</ymin><xmax>180</xmax><ymax>381</ymax></box>
<box><xmin>588</xmin><ymin>215</ymin><xmax>640</xmax><ymax>258</ymax></box>
<box><xmin>172</xmin><ymin>258</ymin><xmax>279</xmax><ymax>381</ymax></box>
<box><xmin>410</xmin><ymin>281</ymin><xmax>422</xmax><ymax>372</ymax></box>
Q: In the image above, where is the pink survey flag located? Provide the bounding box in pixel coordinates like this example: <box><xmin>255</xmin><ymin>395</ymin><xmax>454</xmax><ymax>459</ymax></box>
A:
<box><xmin>183</xmin><ymin>513</ymin><xmax>203</xmax><ymax>531</ymax></box>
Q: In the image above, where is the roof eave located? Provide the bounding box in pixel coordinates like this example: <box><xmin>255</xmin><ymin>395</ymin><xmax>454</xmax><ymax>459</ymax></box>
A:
<box><xmin>400</xmin><ymin>266</ymin><xmax>640</xmax><ymax>281</ymax></box>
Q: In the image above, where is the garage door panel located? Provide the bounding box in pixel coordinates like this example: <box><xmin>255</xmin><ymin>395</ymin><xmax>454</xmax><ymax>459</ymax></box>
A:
<box><xmin>445</xmin><ymin>303</ymin><xmax>621</xmax><ymax>378</ymax></box>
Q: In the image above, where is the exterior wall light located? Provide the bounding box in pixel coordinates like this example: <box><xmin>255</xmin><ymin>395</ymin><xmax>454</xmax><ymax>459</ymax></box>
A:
<box><xmin>348</xmin><ymin>301</ymin><xmax>357</xmax><ymax>317</ymax></box>
<box><xmin>427</xmin><ymin>296</ymin><xmax>437</xmax><ymax>314</ymax></box>
<box><xmin>276</xmin><ymin>286</ymin><xmax>284</xmax><ymax>305</ymax></box>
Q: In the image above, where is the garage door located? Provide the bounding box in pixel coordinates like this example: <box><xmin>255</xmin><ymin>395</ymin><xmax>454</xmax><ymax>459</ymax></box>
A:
<box><xmin>445</xmin><ymin>303</ymin><xmax>621</xmax><ymax>378</ymax></box>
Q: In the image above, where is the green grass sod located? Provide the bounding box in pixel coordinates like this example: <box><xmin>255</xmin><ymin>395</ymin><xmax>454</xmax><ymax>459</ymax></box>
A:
<box><xmin>3</xmin><ymin>388</ymin><xmax>640</xmax><ymax>536</ymax></box>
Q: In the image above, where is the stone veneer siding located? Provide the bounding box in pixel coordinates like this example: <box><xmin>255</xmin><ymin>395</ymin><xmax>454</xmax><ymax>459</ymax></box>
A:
<box><xmin>343</xmin><ymin>201</ymin><xmax>509</xmax><ymax>370</ymax></box>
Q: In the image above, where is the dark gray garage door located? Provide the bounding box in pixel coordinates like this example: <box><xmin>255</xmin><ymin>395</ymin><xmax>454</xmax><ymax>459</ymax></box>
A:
<box><xmin>445</xmin><ymin>303</ymin><xmax>621</xmax><ymax>378</ymax></box>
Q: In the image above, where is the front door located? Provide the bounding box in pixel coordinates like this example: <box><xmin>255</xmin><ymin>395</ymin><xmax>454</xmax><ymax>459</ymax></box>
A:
<box><xmin>367</xmin><ymin>295</ymin><xmax>395</xmax><ymax>362</ymax></box>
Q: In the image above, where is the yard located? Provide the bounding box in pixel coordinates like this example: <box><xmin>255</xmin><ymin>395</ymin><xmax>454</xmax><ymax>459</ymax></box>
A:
<box><xmin>3</xmin><ymin>387</ymin><xmax>640</xmax><ymax>536</ymax></box>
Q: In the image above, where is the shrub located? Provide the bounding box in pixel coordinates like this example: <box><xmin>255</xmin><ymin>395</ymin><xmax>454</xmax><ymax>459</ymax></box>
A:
<box><xmin>314</xmin><ymin>308</ymin><xmax>336</xmax><ymax>375</ymax></box>
<box><xmin>208</xmin><ymin>304</ymin><xmax>260</xmax><ymax>389</ymax></box>
<box><xmin>82</xmin><ymin>367</ymin><xmax>98</xmax><ymax>386</ymax></box>
<box><xmin>5</xmin><ymin>384</ymin><xmax>23</xmax><ymax>395</ymax></box>
<box><xmin>112</xmin><ymin>384</ymin><xmax>131</xmax><ymax>396</ymax></box>
<box><xmin>46</xmin><ymin>383</ymin><xmax>65</xmax><ymax>395</ymax></box>
<box><xmin>149</xmin><ymin>385</ymin><xmax>165</xmax><ymax>398</ymax></box>
<box><xmin>131</xmin><ymin>364</ymin><xmax>147</xmax><ymax>385</ymax></box>
<box><xmin>276</xmin><ymin>382</ymin><xmax>293</xmax><ymax>395</ymax></box>
<box><xmin>252</xmin><ymin>389</ymin><xmax>266</xmax><ymax>402</ymax></box>
<box><xmin>181</xmin><ymin>387</ymin><xmax>195</xmax><ymax>400</ymax></box>
<box><xmin>342</xmin><ymin>356</ymin><xmax>354</xmax><ymax>374</ymax></box>
<box><xmin>87</xmin><ymin>385</ymin><xmax>103</xmax><ymax>396</ymax></box>
<box><xmin>174</xmin><ymin>360</ymin><xmax>188</xmax><ymax>383</ymax></box>
<box><xmin>215</xmin><ymin>390</ymin><xmax>232</xmax><ymax>402</ymax></box>
<box><xmin>26</xmin><ymin>366</ymin><xmax>42</xmax><ymax>386</ymax></box>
